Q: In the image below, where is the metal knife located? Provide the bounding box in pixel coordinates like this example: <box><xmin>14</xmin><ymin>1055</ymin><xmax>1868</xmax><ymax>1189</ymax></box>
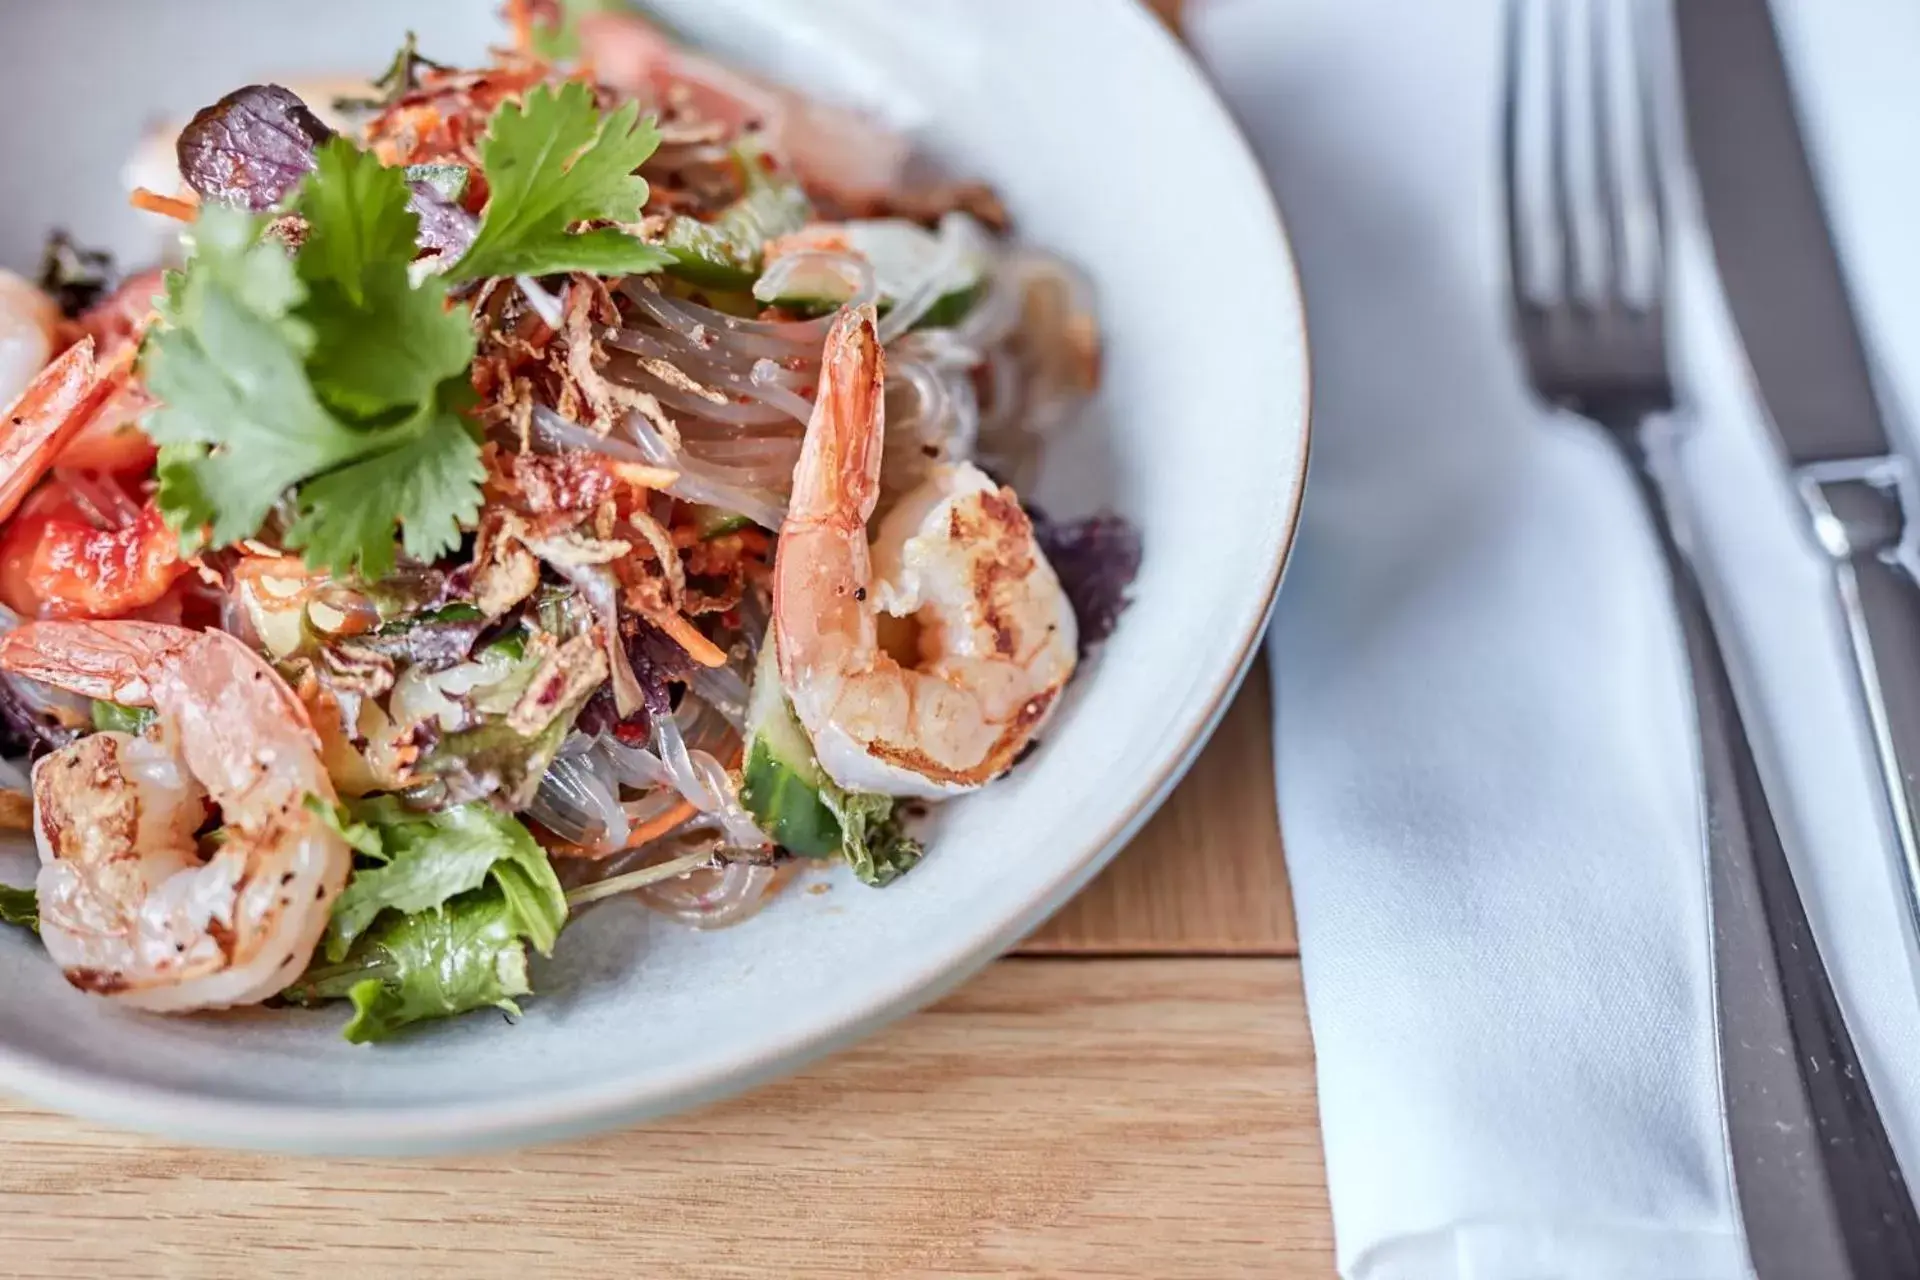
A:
<box><xmin>1673</xmin><ymin>0</ymin><xmax>1920</xmax><ymax>1272</ymax></box>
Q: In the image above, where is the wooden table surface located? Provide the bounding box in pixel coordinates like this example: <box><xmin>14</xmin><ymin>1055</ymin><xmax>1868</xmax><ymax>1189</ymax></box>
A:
<box><xmin>0</xmin><ymin>666</ymin><xmax>1332</xmax><ymax>1279</ymax></box>
<box><xmin>0</xmin><ymin>4</ymin><xmax>1338</xmax><ymax>1275</ymax></box>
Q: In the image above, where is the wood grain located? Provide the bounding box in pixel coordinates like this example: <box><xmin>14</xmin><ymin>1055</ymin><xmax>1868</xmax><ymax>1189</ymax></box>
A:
<box><xmin>1024</xmin><ymin>665</ymin><xmax>1295</xmax><ymax>955</ymax></box>
<box><xmin>0</xmin><ymin>959</ymin><xmax>1332</xmax><ymax>1280</ymax></box>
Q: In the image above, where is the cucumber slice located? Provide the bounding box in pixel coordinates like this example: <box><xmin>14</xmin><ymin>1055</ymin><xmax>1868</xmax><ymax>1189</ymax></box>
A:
<box><xmin>661</xmin><ymin>145</ymin><xmax>812</xmax><ymax>292</ymax></box>
<box><xmin>739</xmin><ymin>633</ymin><xmax>842</xmax><ymax>857</ymax></box>
<box><xmin>91</xmin><ymin>700</ymin><xmax>155</xmax><ymax>735</ymax></box>
<box><xmin>738</xmin><ymin>631</ymin><xmax>927</xmax><ymax>884</ymax></box>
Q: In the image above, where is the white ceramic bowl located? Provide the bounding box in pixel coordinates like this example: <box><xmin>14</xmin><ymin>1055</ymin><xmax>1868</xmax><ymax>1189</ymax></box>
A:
<box><xmin>0</xmin><ymin>0</ymin><xmax>1306</xmax><ymax>1153</ymax></box>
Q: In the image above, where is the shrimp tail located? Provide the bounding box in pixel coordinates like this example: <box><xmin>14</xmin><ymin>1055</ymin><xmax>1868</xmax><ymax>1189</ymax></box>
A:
<box><xmin>0</xmin><ymin>338</ymin><xmax>120</xmax><ymax>526</ymax></box>
<box><xmin>787</xmin><ymin>304</ymin><xmax>885</xmax><ymax>530</ymax></box>
<box><xmin>0</xmin><ymin>618</ymin><xmax>183</xmax><ymax>703</ymax></box>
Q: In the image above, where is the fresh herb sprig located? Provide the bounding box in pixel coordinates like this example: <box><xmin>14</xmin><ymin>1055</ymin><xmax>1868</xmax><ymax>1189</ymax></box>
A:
<box><xmin>147</xmin><ymin>81</ymin><xmax>667</xmax><ymax>576</ymax></box>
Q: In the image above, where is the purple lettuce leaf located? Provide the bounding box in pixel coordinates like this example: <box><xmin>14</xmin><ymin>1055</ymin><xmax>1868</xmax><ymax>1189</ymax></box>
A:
<box><xmin>407</xmin><ymin>182</ymin><xmax>478</xmax><ymax>259</ymax></box>
<box><xmin>177</xmin><ymin>84</ymin><xmax>475</xmax><ymax>259</ymax></box>
<box><xmin>0</xmin><ymin>677</ymin><xmax>80</xmax><ymax>762</ymax></box>
<box><xmin>577</xmin><ymin>618</ymin><xmax>694</xmax><ymax>746</ymax></box>
<box><xmin>1030</xmin><ymin>509</ymin><xmax>1142</xmax><ymax>655</ymax></box>
<box><xmin>177</xmin><ymin>84</ymin><xmax>334</xmax><ymax>210</ymax></box>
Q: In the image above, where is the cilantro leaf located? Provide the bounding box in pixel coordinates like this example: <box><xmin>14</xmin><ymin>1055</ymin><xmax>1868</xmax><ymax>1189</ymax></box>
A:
<box><xmin>529</xmin><ymin>0</ymin><xmax>645</xmax><ymax>60</ymax></box>
<box><xmin>324</xmin><ymin>799</ymin><xmax>566</xmax><ymax>962</ymax></box>
<box><xmin>144</xmin><ymin>208</ymin><xmax>388</xmax><ymax>547</ymax></box>
<box><xmin>0</xmin><ymin>884</ymin><xmax>36</xmax><ymax>933</ymax></box>
<box><xmin>447</xmin><ymin>82</ymin><xmax>670</xmax><ymax>282</ymax></box>
<box><xmin>824</xmin><ymin>791</ymin><xmax>924</xmax><ymax>888</ymax></box>
<box><xmin>291</xmin><ymin>890</ymin><xmax>533</xmax><ymax>1044</ymax></box>
<box><xmin>144</xmin><ymin>145</ymin><xmax>488</xmax><ymax>575</ymax></box>
<box><xmin>296</xmin><ymin>140</ymin><xmax>474</xmax><ymax>418</ymax></box>
<box><xmin>282</xmin><ymin>385</ymin><xmax>484</xmax><ymax>578</ymax></box>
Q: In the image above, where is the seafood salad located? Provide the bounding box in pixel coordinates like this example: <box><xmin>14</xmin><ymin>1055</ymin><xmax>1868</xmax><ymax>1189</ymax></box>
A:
<box><xmin>0</xmin><ymin>2</ymin><xmax>1140</xmax><ymax>1042</ymax></box>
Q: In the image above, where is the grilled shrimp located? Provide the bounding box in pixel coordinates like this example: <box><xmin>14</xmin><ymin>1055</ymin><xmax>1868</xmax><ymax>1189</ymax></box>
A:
<box><xmin>0</xmin><ymin>621</ymin><xmax>351</xmax><ymax>1010</ymax></box>
<box><xmin>774</xmin><ymin>306</ymin><xmax>1076</xmax><ymax>799</ymax></box>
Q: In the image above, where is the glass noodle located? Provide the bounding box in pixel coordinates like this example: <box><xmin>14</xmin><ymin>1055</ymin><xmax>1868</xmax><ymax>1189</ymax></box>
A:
<box><xmin>521</xmin><ymin>226</ymin><xmax>1100</xmax><ymax>923</ymax></box>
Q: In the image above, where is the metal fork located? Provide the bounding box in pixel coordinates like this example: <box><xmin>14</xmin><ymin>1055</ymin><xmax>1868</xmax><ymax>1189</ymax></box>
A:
<box><xmin>1502</xmin><ymin>2</ymin><xmax>1920</xmax><ymax>1274</ymax></box>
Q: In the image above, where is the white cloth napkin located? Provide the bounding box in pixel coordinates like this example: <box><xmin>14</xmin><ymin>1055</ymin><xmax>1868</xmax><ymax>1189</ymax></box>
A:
<box><xmin>1188</xmin><ymin>0</ymin><xmax>1920</xmax><ymax>1276</ymax></box>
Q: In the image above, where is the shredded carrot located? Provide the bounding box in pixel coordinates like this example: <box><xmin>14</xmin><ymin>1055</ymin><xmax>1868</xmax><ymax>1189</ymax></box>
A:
<box><xmin>506</xmin><ymin>0</ymin><xmax>536</xmax><ymax>53</ymax></box>
<box><xmin>654</xmin><ymin>610</ymin><xmax>729</xmax><ymax>668</ymax></box>
<box><xmin>129</xmin><ymin>187</ymin><xmax>198</xmax><ymax>222</ymax></box>
<box><xmin>734</xmin><ymin>528</ymin><xmax>771</xmax><ymax>556</ymax></box>
<box><xmin>622</xmin><ymin>798</ymin><xmax>699</xmax><ymax>851</ymax></box>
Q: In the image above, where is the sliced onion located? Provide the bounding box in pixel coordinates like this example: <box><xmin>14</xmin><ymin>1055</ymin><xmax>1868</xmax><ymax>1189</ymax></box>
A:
<box><xmin>5</xmin><ymin>672</ymin><xmax>90</xmax><ymax>726</ymax></box>
<box><xmin>877</xmin><ymin>213</ymin><xmax>981</xmax><ymax>344</ymax></box>
<box><xmin>563</xmin><ymin>561</ymin><xmax>646</xmax><ymax>717</ymax></box>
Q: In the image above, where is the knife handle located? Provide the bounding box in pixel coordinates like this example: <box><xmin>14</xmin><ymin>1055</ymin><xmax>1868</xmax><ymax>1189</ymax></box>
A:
<box><xmin>1630</xmin><ymin>428</ymin><xmax>1920</xmax><ymax>1276</ymax></box>
<box><xmin>1803</xmin><ymin>464</ymin><xmax>1920</xmax><ymax>967</ymax></box>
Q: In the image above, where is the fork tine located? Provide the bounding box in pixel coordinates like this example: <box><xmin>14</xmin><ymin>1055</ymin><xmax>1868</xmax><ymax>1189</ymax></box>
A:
<box><xmin>1501</xmin><ymin>0</ymin><xmax>1530</xmax><ymax>312</ymax></box>
<box><xmin>1591</xmin><ymin>0</ymin><xmax>1625</xmax><ymax>309</ymax></box>
<box><xmin>1547</xmin><ymin>0</ymin><xmax>1582</xmax><ymax>307</ymax></box>
<box><xmin>1628</xmin><ymin>0</ymin><xmax>1669</xmax><ymax>303</ymax></box>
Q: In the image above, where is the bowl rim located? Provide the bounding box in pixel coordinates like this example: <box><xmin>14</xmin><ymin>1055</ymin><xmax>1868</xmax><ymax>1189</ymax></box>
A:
<box><xmin>0</xmin><ymin>2</ymin><xmax>1312</xmax><ymax>1154</ymax></box>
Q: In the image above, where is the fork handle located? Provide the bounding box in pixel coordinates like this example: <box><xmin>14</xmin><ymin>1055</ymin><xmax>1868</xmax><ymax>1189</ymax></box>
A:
<box><xmin>1622</xmin><ymin>419</ymin><xmax>1920</xmax><ymax>1279</ymax></box>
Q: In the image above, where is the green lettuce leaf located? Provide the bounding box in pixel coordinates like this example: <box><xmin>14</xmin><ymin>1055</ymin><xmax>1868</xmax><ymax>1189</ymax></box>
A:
<box><xmin>288</xmin><ymin>800</ymin><xmax>567</xmax><ymax>1044</ymax></box>
<box><xmin>292</xmin><ymin>890</ymin><xmax>533</xmax><ymax>1044</ymax></box>
<box><xmin>325</xmin><ymin>799</ymin><xmax>566</xmax><ymax>961</ymax></box>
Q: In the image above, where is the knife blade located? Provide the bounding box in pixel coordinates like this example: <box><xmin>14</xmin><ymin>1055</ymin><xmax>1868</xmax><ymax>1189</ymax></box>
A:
<box><xmin>1674</xmin><ymin>0</ymin><xmax>1920</xmax><ymax>1273</ymax></box>
<box><xmin>1675</xmin><ymin>0</ymin><xmax>1885</xmax><ymax>464</ymax></box>
<box><xmin>1677</xmin><ymin>0</ymin><xmax>1920</xmax><ymax>987</ymax></box>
